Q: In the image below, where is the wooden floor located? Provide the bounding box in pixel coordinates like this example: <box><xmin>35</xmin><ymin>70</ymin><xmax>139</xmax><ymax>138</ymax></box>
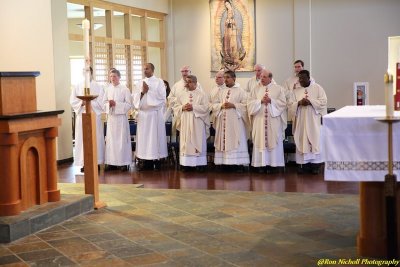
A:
<box><xmin>58</xmin><ymin>162</ymin><xmax>359</xmax><ymax>195</ymax></box>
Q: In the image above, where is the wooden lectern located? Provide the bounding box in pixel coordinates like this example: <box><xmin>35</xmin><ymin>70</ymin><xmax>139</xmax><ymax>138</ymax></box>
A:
<box><xmin>0</xmin><ymin>72</ymin><xmax>63</xmax><ymax>216</ymax></box>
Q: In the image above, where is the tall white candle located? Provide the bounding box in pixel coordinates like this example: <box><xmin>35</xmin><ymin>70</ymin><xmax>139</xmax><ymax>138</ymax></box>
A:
<box><xmin>384</xmin><ymin>71</ymin><xmax>394</xmax><ymax>117</ymax></box>
<box><xmin>82</xmin><ymin>19</ymin><xmax>90</xmax><ymax>92</ymax></box>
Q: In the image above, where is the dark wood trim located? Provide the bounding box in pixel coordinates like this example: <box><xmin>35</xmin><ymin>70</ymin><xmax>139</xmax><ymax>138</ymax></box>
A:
<box><xmin>0</xmin><ymin>71</ymin><xmax>40</xmax><ymax>77</ymax></box>
<box><xmin>0</xmin><ymin>110</ymin><xmax>64</xmax><ymax>120</ymax></box>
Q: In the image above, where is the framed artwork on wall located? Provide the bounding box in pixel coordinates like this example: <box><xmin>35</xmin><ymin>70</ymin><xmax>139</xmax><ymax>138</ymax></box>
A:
<box><xmin>209</xmin><ymin>0</ymin><xmax>255</xmax><ymax>72</ymax></box>
<box><xmin>353</xmin><ymin>82</ymin><xmax>369</xmax><ymax>106</ymax></box>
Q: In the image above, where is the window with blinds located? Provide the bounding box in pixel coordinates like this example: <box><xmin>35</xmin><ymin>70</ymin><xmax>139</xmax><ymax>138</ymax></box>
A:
<box><xmin>67</xmin><ymin>0</ymin><xmax>166</xmax><ymax>90</ymax></box>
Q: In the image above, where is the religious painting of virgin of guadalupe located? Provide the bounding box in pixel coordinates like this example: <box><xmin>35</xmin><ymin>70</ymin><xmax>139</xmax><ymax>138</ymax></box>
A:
<box><xmin>210</xmin><ymin>0</ymin><xmax>255</xmax><ymax>71</ymax></box>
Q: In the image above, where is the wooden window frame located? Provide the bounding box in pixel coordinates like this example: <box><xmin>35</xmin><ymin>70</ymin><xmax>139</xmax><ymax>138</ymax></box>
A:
<box><xmin>68</xmin><ymin>0</ymin><xmax>167</xmax><ymax>89</ymax></box>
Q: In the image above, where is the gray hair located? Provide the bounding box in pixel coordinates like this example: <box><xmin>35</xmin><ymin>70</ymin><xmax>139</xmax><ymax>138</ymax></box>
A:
<box><xmin>216</xmin><ymin>70</ymin><xmax>225</xmax><ymax>77</ymax></box>
<box><xmin>186</xmin><ymin>74</ymin><xmax>197</xmax><ymax>84</ymax></box>
<box><xmin>254</xmin><ymin>64</ymin><xmax>266</xmax><ymax>70</ymax></box>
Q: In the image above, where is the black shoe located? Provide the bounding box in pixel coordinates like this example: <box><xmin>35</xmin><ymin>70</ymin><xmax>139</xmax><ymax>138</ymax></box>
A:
<box><xmin>120</xmin><ymin>165</ymin><xmax>129</xmax><ymax>172</ymax></box>
<box><xmin>304</xmin><ymin>163</ymin><xmax>312</xmax><ymax>173</ymax></box>
<box><xmin>196</xmin><ymin>166</ymin><xmax>206</xmax><ymax>172</ymax></box>
<box><xmin>81</xmin><ymin>165</ymin><xmax>101</xmax><ymax>173</ymax></box>
<box><xmin>297</xmin><ymin>165</ymin><xmax>304</xmax><ymax>174</ymax></box>
<box><xmin>311</xmin><ymin>164</ymin><xmax>320</xmax><ymax>175</ymax></box>
<box><xmin>136</xmin><ymin>164</ymin><xmax>145</xmax><ymax>171</ymax></box>
<box><xmin>104</xmin><ymin>165</ymin><xmax>118</xmax><ymax>171</ymax></box>
<box><xmin>136</xmin><ymin>159</ymin><xmax>145</xmax><ymax>171</ymax></box>
<box><xmin>154</xmin><ymin>160</ymin><xmax>161</xmax><ymax>170</ymax></box>
<box><xmin>235</xmin><ymin>165</ymin><xmax>244</xmax><ymax>173</ymax></box>
<box><xmin>265</xmin><ymin>167</ymin><xmax>272</xmax><ymax>174</ymax></box>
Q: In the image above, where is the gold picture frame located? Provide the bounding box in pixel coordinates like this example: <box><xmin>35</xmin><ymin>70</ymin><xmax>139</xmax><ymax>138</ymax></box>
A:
<box><xmin>210</xmin><ymin>0</ymin><xmax>255</xmax><ymax>71</ymax></box>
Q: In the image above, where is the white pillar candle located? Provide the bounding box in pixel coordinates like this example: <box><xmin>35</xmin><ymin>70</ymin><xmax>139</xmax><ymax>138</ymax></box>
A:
<box><xmin>384</xmin><ymin>71</ymin><xmax>394</xmax><ymax>117</ymax></box>
<box><xmin>82</xmin><ymin>19</ymin><xmax>91</xmax><ymax>91</ymax></box>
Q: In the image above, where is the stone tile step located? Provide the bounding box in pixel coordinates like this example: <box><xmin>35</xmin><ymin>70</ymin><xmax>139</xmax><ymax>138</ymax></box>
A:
<box><xmin>0</xmin><ymin>194</ymin><xmax>93</xmax><ymax>243</ymax></box>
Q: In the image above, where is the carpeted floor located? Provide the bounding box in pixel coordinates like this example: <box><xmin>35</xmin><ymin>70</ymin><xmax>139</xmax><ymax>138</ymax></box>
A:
<box><xmin>0</xmin><ymin>183</ymin><xmax>362</xmax><ymax>266</ymax></box>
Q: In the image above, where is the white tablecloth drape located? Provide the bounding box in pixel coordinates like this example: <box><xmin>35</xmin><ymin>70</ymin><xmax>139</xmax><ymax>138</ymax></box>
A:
<box><xmin>323</xmin><ymin>105</ymin><xmax>400</xmax><ymax>181</ymax></box>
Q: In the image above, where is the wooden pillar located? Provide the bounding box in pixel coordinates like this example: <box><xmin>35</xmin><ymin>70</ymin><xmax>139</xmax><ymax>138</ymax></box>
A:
<box><xmin>45</xmin><ymin>127</ymin><xmax>60</xmax><ymax>202</ymax></box>
<box><xmin>78</xmin><ymin>96</ymin><xmax>106</xmax><ymax>209</ymax></box>
<box><xmin>358</xmin><ymin>182</ymin><xmax>400</xmax><ymax>257</ymax></box>
<box><xmin>357</xmin><ymin>182</ymin><xmax>386</xmax><ymax>257</ymax></box>
<box><xmin>0</xmin><ymin>133</ymin><xmax>21</xmax><ymax>216</ymax></box>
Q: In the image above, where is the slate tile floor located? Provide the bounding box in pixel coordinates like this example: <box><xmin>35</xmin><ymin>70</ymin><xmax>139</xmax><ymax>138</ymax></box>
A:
<box><xmin>0</xmin><ymin>183</ymin><xmax>364</xmax><ymax>266</ymax></box>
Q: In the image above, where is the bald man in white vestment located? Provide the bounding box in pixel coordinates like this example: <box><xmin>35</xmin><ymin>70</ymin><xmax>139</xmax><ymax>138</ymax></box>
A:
<box><xmin>213</xmin><ymin>70</ymin><xmax>249</xmax><ymax>170</ymax></box>
<box><xmin>132</xmin><ymin>63</ymin><xmax>168</xmax><ymax>170</ymax></box>
<box><xmin>247</xmin><ymin>70</ymin><xmax>286</xmax><ymax>172</ymax></box>
<box><xmin>288</xmin><ymin>70</ymin><xmax>327</xmax><ymax>174</ymax></box>
<box><xmin>209</xmin><ymin>70</ymin><xmax>225</xmax><ymax>123</ymax></box>
<box><xmin>70</xmin><ymin>68</ymin><xmax>105</xmax><ymax>172</ymax></box>
<box><xmin>169</xmin><ymin>65</ymin><xmax>192</xmax><ymax>109</ymax></box>
<box><xmin>103</xmin><ymin>69</ymin><xmax>132</xmax><ymax>171</ymax></box>
<box><xmin>244</xmin><ymin>64</ymin><xmax>265</xmax><ymax>94</ymax></box>
<box><xmin>173</xmin><ymin>75</ymin><xmax>210</xmax><ymax>170</ymax></box>
<box><xmin>168</xmin><ymin>66</ymin><xmax>202</xmax><ymax>127</ymax></box>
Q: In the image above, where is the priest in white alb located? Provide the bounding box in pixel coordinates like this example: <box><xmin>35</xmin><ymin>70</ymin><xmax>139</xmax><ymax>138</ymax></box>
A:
<box><xmin>212</xmin><ymin>70</ymin><xmax>249</xmax><ymax>170</ymax></box>
<box><xmin>132</xmin><ymin>63</ymin><xmax>168</xmax><ymax>170</ymax></box>
<box><xmin>70</xmin><ymin>67</ymin><xmax>105</xmax><ymax>172</ymax></box>
<box><xmin>247</xmin><ymin>69</ymin><xmax>286</xmax><ymax>172</ymax></box>
<box><xmin>288</xmin><ymin>69</ymin><xmax>327</xmax><ymax>174</ymax></box>
<box><xmin>103</xmin><ymin>69</ymin><xmax>132</xmax><ymax>171</ymax></box>
<box><xmin>209</xmin><ymin>70</ymin><xmax>225</xmax><ymax>123</ymax></box>
<box><xmin>173</xmin><ymin>75</ymin><xmax>210</xmax><ymax>170</ymax></box>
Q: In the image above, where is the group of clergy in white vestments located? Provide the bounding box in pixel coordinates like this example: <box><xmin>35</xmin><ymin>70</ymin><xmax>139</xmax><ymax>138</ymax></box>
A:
<box><xmin>71</xmin><ymin>60</ymin><xmax>327</xmax><ymax>174</ymax></box>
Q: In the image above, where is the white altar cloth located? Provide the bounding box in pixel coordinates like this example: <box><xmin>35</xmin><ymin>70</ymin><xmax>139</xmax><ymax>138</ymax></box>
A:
<box><xmin>324</xmin><ymin>105</ymin><xmax>400</xmax><ymax>181</ymax></box>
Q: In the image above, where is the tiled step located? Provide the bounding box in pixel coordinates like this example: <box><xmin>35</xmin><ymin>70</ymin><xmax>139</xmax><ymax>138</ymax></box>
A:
<box><xmin>0</xmin><ymin>194</ymin><xmax>93</xmax><ymax>243</ymax></box>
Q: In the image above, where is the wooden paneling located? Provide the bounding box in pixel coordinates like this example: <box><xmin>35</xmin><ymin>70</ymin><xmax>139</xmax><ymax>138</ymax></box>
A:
<box><xmin>0</xmin><ymin>77</ymin><xmax>37</xmax><ymax>115</ymax></box>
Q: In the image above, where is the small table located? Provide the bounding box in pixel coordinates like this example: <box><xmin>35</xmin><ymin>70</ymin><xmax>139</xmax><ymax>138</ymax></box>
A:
<box><xmin>323</xmin><ymin>105</ymin><xmax>400</xmax><ymax>257</ymax></box>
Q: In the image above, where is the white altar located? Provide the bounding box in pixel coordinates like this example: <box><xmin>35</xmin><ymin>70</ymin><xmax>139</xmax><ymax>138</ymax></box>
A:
<box><xmin>324</xmin><ymin>105</ymin><xmax>400</xmax><ymax>181</ymax></box>
<box><xmin>323</xmin><ymin>105</ymin><xmax>400</xmax><ymax>257</ymax></box>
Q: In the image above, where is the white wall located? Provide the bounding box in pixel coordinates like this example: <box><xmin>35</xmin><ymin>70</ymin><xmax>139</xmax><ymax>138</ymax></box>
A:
<box><xmin>167</xmin><ymin>0</ymin><xmax>211</xmax><ymax>91</ymax></box>
<box><xmin>52</xmin><ymin>0</ymin><xmax>74</xmax><ymax>160</ymax></box>
<box><xmin>311</xmin><ymin>0</ymin><xmax>400</xmax><ymax>108</ymax></box>
<box><xmin>169</xmin><ymin>0</ymin><xmax>400</xmax><ymax>109</ymax></box>
<box><xmin>0</xmin><ymin>0</ymin><xmax>56</xmax><ymax>111</ymax></box>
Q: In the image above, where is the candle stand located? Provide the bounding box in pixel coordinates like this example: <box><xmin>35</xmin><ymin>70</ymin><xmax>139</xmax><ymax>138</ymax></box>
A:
<box><xmin>376</xmin><ymin>116</ymin><xmax>400</xmax><ymax>259</ymax></box>
<box><xmin>77</xmin><ymin>95</ymin><xmax>106</xmax><ymax>209</ymax></box>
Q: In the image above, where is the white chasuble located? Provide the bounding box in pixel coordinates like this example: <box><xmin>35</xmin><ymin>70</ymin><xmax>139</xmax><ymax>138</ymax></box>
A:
<box><xmin>173</xmin><ymin>87</ymin><xmax>210</xmax><ymax>166</ymax></box>
<box><xmin>248</xmin><ymin>82</ymin><xmax>286</xmax><ymax>167</ymax></box>
<box><xmin>212</xmin><ymin>84</ymin><xmax>249</xmax><ymax>165</ymax></box>
<box><xmin>288</xmin><ymin>83</ymin><xmax>327</xmax><ymax>164</ymax></box>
